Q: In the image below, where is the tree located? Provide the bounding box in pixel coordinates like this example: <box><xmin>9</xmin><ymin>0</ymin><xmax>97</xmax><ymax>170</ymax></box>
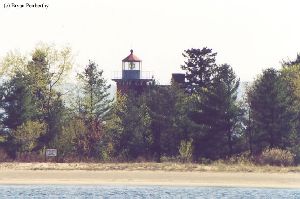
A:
<box><xmin>279</xmin><ymin>62</ymin><xmax>300</xmax><ymax>162</ymax></box>
<box><xmin>181</xmin><ymin>47</ymin><xmax>218</xmax><ymax>93</ymax></box>
<box><xmin>248</xmin><ymin>68</ymin><xmax>295</xmax><ymax>153</ymax></box>
<box><xmin>77</xmin><ymin>60</ymin><xmax>111</xmax><ymax>120</ymax></box>
<box><xmin>101</xmin><ymin>92</ymin><xmax>127</xmax><ymax>161</ymax></box>
<box><xmin>27</xmin><ymin>45</ymin><xmax>72</xmax><ymax>148</ymax></box>
<box><xmin>214</xmin><ymin>64</ymin><xmax>244</xmax><ymax>156</ymax></box>
<box><xmin>0</xmin><ymin>72</ymin><xmax>41</xmax><ymax>156</ymax></box>
<box><xmin>103</xmin><ymin>91</ymin><xmax>152</xmax><ymax>161</ymax></box>
<box><xmin>12</xmin><ymin>121</ymin><xmax>46</xmax><ymax>153</ymax></box>
<box><xmin>76</xmin><ymin>60</ymin><xmax>112</xmax><ymax>158</ymax></box>
<box><xmin>0</xmin><ymin>44</ymin><xmax>73</xmax><ymax>150</ymax></box>
<box><xmin>190</xmin><ymin>64</ymin><xmax>243</xmax><ymax>159</ymax></box>
<box><xmin>52</xmin><ymin>111</ymin><xmax>82</xmax><ymax>160</ymax></box>
<box><xmin>0</xmin><ymin>72</ymin><xmax>39</xmax><ymax>131</ymax></box>
<box><xmin>162</xmin><ymin>81</ymin><xmax>199</xmax><ymax>158</ymax></box>
<box><xmin>145</xmin><ymin>85</ymin><xmax>175</xmax><ymax>162</ymax></box>
<box><xmin>182</xmin><ymin>48</ymin><xmax>244</xmax><ymax>160</ymax></box>
<box><xmin>244</xmin><ymin>83</ymin><xmax>255</xmax><ymax>155</ymax></box>
<box><xmin>281</xmin><ymin>53</ymin><xmax>300</xmax><ymax>67</ymax></box>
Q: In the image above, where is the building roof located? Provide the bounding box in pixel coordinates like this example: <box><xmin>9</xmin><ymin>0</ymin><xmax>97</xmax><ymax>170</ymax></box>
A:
<box><xmin>122</xmin><ymin>49</ymin><xmax>142</xmax><ymax>62</ymax></box>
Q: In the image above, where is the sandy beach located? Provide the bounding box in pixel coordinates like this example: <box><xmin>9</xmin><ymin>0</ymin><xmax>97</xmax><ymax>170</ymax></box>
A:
<box><xmin>0</xmin><ymin>169</ymin><xmax>300</xmax><ymax>188</ymax></box>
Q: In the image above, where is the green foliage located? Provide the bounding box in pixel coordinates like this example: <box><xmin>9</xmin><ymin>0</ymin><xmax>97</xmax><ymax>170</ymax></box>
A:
<box><xmin>104</xmin><ymin>92</ymin><xmax>152</xmax><ymax>161</ymax></box>
<box><xmin>27</xmin><ymin>48</ymin><xmax>69</xmax><ymax>149</ymax></box>
<box><xmin>280</xmin><ymin>63</ymin><xmax>300</xmax><ymax>165</ymax></box>
<box><xmin>2</xmin><ymin>44</ymin><xmax>300</xmax><ymax>165</ymax></box>
<box><xmin>145</xmin><ymin>84</ymin><xmax>184</xmax><ymax>162</ymax></box>
<box><xmin>214</xmin><ymin>64</ymin><xmax>245</xmax><ymax>156</ymax></box>
<box><xmin>0</xmin><ymin>148</ymin><xmax>10</xmax><ymax>162</ymax></box>
<box><xmin>182</xmin><ymin>48</ymin><xmax>244</xmax><ymax>160</ymax></box>
<box><xmin>259</xmin><ymin>148</ymin><xmax>295</xmax><ymax>166</ymax></box>
<box><xmin>0</xmin><ymin>136</ymin><xmax>6</xmax><ymax>144</ymax></box>
<box><xmin>77</xmin><ymin>60</ymin><xmax>111</xmax><ymax>120</ymax></box>
<box><xmin>71</xmin><ymin>118</ymin><xmax>90</xmax><ymax>158</ymax></box>
<box><xmin>0</xmin><ymin>44</ymin><xmax>73</xmax><ymax>157</ymax></box>
<box><xmin>75</xmin><ymin>60</ymin><xmax>112</xmax><ymax>158</ymax></box>
<box><xmin>247</xmin><ymin>68</ymin><xmax>296</xmax><ymax>153</ymax></box>
<box><xmin>181</xmin><ymin>47</ymin><xmax>218</xmax><ymax>93</ymax></box>
<box><xmin>101</xmin><ymin>92</ymin><xmax>125</xmax><ymax>161</ymax></box>
<box><xmin>0</xmin><ymin>50</ymin><xmax>27</xmax><ymax>77</ymax></box>
<box><xmin>100</xmin><ymin>142</ymin><xmax>114</xmax><ymax>162</ymax></box>
<box><xmin>169</xmin><ymin>83</ymin><xmax>199</xmax><ymax>155</ymax></box>
<box><xmin>12</xmin><ymin>121</ymin><xmax>46</xmax><ymax>152</ymax></box>
<box><xmin>52</xmin><ymin>114</ymin><xmax>78</xmax><ymax>159</ymax></box>
<box><xmin>281</xmin><ymin>53</ymin><xmax>300</xmax><ymax>67</ymax></box>
<box><xmin>0</xmin><ymin>72</ymin><xmax>41</xmax><ymax>131</ymax></box>
<box><xmin>179</xmin><ymin>140</ymin><xmax>193</xmax><ymax>163</ymax></box>
<box><xmin>227</xmin><ymin>151</ymin><xmax>253</xmax><ymax>165</ymax></box>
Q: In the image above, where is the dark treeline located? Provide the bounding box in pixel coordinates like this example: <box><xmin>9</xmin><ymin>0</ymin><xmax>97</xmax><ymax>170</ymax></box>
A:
<box><xmin>0</xmin><ymin>44</ymin><xmax>300</xmax><ymax>165</ymax></box>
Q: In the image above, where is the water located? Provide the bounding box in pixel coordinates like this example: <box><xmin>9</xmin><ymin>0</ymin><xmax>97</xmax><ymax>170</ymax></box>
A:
<box><xmin>0</xmin><ymin>185</ymin><xmax>300</xmax><ymax>199</ymax></box>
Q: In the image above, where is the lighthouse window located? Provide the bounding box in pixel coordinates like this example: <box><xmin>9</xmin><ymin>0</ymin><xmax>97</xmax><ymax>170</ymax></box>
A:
<box><xmin>129</xmin><ymin>62</ymin><xmax>135</xmax><ymax>69</ymax></box>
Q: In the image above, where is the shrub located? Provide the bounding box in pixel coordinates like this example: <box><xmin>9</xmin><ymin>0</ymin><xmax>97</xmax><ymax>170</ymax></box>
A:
<box><xmin>259</xmin><ymin>148</ymin><xmax>295</xmax><ymax>166</ymax></box>
<box><xmin>161</xmin><ymin>156</ymin><xmax>179</xmax><ymax>163</ymax></box>
<box><xmin>179</xmin><ymin>140</ymin><xmax>193</xmax><ymax>163</ymax></box>
<box><xmin>0</xmin><ymin>148</ymin><xmax>10</xmax><ymax>162</ymax></box>
<box><xmin>227</xmin><ymin>151</ymin><xmax>253</xmax><ymax>165</ymax></box>
<box><xmin>16</xmin><ymin>151</ymin><xmax>45</xmax><ymax>162</ymax></box>
<box><xmin>12</xmin><ymin>121</ymin><xmax>46</xmax><ymax>153</ymax></box>
<box><xmin>197</xmin><ymin>157</ymin><xmax>212</xmax><ymax>164</ymax></box>
<box><xmin>100</xmin><ymin>142</ymin><xmax>114</xmax><ymax>162</ymax></box>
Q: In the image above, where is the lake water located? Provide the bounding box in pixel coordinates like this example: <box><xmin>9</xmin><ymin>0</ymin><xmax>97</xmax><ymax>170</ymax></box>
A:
<box><xmin>0</xmin><ymin>185</ymin><xmax>300</xmax><ymax>198</ymax></box>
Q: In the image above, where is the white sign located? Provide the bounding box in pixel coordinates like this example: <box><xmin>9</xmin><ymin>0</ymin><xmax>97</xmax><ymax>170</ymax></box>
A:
<box><xmin>46</xmin><ymin>149</ymin><xmax>57</xmax><ymax>157</ymax></box>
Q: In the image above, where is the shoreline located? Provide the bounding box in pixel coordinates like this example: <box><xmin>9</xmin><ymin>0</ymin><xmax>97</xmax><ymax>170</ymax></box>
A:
<box><xmin>1</xmin><ymin>170</ymin><xmax>300</xmax><ymax>188</ymax></box>
<box><xmin>1</xmin><ymin>162</ymin><xmax>300</xmax><ymax>172</ymax></box>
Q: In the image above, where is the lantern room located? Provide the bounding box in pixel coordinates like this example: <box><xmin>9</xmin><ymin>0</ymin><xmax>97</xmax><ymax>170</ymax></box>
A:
<box><xmin>112</xmin><ymin>49</ymin><xmax>152</xmax><ymax>95</ymax></box>
<box><xmin>122</xmin><ymin>49</ymin><xmax>142</xmax><ymax>79</ymax></box>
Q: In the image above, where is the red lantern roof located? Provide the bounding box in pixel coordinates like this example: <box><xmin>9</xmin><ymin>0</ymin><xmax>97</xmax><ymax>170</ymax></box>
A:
<box><xmin>122</xmin><ymin>49</ymin><xmax>142</xmax><ymax>62</ymax></box>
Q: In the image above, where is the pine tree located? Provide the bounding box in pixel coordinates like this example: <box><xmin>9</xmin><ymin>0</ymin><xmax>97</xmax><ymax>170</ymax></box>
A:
<box><xmin>248</xmin><ymin>68</ymin><xmax>295</xmax><ymax>153</ymax></box>
<box><xmin>76</xmin><ymin>60</ymin><xmax>112</xmax><ymax>158</ymax></box>
<box><xmin>182</xmin><ymin>48</ymin><xmax>244</xmax><ymax>159</ymax></box>
<box><xmin>181</xmin><ymin>47</ymin><xmax>218</xmax><ymax>93</ymax></box>
<box><xmin>0</xmin><ymin>72</ymin><xmax>39</xmax><ymax>130</ymax></box>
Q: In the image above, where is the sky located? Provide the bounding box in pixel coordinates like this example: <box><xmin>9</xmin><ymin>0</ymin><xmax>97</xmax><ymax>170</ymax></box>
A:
<box><xmin>0</xmin><ymin>0</ymin><xmax>300</xmax><ymax>85</ymax></box>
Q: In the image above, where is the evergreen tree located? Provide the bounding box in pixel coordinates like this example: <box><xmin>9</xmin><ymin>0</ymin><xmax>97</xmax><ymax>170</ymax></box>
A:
<box><xmin>248</xmin><ymin>68</ymin><xmax>295</xmax><ymax>153</ymax></box>
<box><xmin>280</xmin><ymin>64</ymin><xmax>300</xmax><ymax>162</ymax></box>
<box><xmin>213</xmin><ymin>64</ymin><xmax>244</xmax><ymax>157</ymax></box>
<box><xmin>181</xmin><ymin>47</ymin><xmax>218</xmax><ymax>93</ymax></box>
<box><xmin>143</xmin><ymin>83</ymin><xmax>178</xmax><ymax>162</ymax></box>
<box><xmin>0</xmin><ymin>72</ymin><xmax>40</xmax><ymax>156</ymax></box>
<box><xmin>103</xmin><ymin>91</ymin><xmax>152</xmax><ymax>161</ymax></box>
<box><xmin>182</xmin><ymin>48</ymin><xmax>244</xmax><ymax>159</ymax></box>
<box><xmin>162</xmin><ymin>81</ymin><xmax>199</xmax><ymax>158</ymax></box>
<box><xmin>76</xmin><ymin>60</ymin><xmax>112</xmax><ymax>158</ymax></box>
<box><xmin>27</xmin><ymin>47</ymin><xmax>70</xmax><ymax>149</ymax></box>
<box><xmin>0</xmin><ymin>72</ymin><xmax>39</xmax><ymax>130</ymax></box>
<box><xmin>0</xmin><ymin>44</ymin><xmax>72</xmax><ymax>156</ymax></box>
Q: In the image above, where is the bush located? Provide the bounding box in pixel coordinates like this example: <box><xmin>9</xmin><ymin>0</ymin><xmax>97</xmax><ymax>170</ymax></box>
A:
<box><xmin>288</xmin><ymin>146</ymin><xmax>300</xmax><ymax>165</ymax></box>
<box><xmin>12</xmin><ymin>121</ymin><xmax>46</xmax><ymax>153</ymax></box>
<box><xmin>179</xmin><ymin>140</ymin><xmax>193</xmax><ymax>163</ymax></box>
<box><xmin>0</xmin><ymin>148</ymin><xmax>10</xmax><ymax>162</ymax></box>
<box><xmin>227</xmin><ymin>151</ymin><xmax>253</xmax><ymax>165</ymax></box>
<box><xmin>259</xmin><ymin>148</ymin><xmax>295</xmax><ymax>166</ymax></box>
<box><xmin>161</xmin><ymin>156</ymin><xmax>179</xmax><ymax>163</ymax></box>
<box><xmin>100</xmin><ymin>142</ymin><xmax>114</xmax><ymax>162</ymax></box>
<box><xmin>16</xmin><ymin>151</ymin><xmax>45</xmax><ymax>162</ymax></box>
<box><xmin>197</xmin><ymin>157</ymin><xmax>212</xmax><ymax>164</ymax></box>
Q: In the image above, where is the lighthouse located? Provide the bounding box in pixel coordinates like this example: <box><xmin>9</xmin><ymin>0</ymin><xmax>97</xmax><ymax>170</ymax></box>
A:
<box><xmin>112</xmin><ymin>50</ymin><xmax>152</xmax><ymax>95</ymax></box>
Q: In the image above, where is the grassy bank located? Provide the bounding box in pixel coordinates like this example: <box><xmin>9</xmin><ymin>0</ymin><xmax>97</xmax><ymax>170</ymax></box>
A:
<box><xmin>1</xmin><ymin>162</ymin><xmax>300</xmax><ymax>173</ymax></box>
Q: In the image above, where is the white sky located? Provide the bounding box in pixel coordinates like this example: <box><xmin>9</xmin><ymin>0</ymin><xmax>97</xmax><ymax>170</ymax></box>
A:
<box><xmin>0</xmin><ymin>0</ymin><xmax>300</xmax><ymax>84</ymax></box>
